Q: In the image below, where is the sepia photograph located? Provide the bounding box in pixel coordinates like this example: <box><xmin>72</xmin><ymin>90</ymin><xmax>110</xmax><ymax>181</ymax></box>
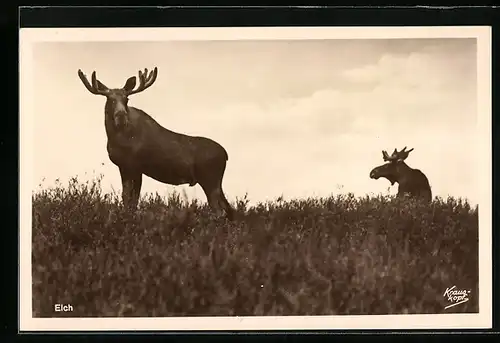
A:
<box><xmin>19</xmin><ymin>26</ymin><xmax>492</xmax><ymax>331</ymax></box>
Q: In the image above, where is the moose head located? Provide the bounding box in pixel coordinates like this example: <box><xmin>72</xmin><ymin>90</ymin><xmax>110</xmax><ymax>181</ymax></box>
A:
<box><xmin>77</xmin><ymin>68</ymin><xmax>158</xmax><ymax>128</ymax></box>
<box><xmin>369</xmin><ymin>146</ymin><xmax>432</xmax><ymax>202</ymax></box>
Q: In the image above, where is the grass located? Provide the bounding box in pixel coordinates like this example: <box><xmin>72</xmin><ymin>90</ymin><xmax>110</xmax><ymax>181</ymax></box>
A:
<box><xmin>32</xmin><ymin>176</ymin><xmax>479</xmax><ymax>317</ymax></box>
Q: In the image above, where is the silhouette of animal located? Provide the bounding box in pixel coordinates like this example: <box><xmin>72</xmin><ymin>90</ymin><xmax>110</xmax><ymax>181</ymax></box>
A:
<box><xmin>77</xmin><ymin>67</ymin><xmax>234</xmax><ymax>220</ymax></box>
<box><xmin>369</xmin><ymin>147</ymin><xmax>432</xmax><ymax>202</ymax></box>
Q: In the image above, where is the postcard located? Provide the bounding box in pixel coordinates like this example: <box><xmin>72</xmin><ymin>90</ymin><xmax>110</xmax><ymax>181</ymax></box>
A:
<box><xmin>19</xmin><ymin>25</ymin><xmax>492</xmax><ymax>331</ymax></box>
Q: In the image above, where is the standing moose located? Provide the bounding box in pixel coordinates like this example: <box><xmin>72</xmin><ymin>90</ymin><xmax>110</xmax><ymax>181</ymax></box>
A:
<box><xmin>369</xmin><ymin>147</ymin><xmax>432</xmax><ymax>202</ymax></box>
<box><xmin>77</xmin><ymin>67</ymin><xmax>234</xmax><ymax>220</ymax></box>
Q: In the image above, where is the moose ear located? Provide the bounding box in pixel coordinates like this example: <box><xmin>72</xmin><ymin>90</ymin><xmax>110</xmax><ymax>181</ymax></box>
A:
<box><xmin>122</xmin><ymin>76</ymin><xmax>137</xmax><ymax>92</ymax></box>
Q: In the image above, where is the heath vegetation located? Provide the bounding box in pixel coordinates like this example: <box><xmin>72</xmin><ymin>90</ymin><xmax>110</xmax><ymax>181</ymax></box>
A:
<box><xmin>32</xmin><ymin>176</ymin><xmax>478</xmax><ymax>317</ymax></box>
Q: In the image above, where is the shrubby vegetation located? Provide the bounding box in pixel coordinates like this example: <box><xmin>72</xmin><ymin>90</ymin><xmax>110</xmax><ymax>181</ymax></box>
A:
<box><xmin>32</xmin><ymin>176</ymin><xmax>478</xmax><ymax>317</ymax></box>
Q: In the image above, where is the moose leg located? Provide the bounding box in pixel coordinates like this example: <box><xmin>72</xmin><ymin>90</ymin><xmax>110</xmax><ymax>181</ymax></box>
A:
<box><xmin>119</xmin><ymin>166</ymin><xmax>143</xmax><ymax>211</ymax></box>
<box><xmin>201</xmin><ymin>183</ymin><xmax>227</xmax><ymax>219</ymax></box>
<box><xmin>219</xmin><ymin>185</ymin><xmax>234</xmax><ymax>220</ymax></box>
<box><xmin>206</xmin><ymin>187</ymin><xmax>224</xmax><ymax>217</ymax></box>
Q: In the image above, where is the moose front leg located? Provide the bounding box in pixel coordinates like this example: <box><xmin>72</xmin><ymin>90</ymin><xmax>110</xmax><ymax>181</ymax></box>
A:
<box><xmin>119</xmin><ymin>166</ymin><xmax>143</xmax><ymax>211</ymax></box>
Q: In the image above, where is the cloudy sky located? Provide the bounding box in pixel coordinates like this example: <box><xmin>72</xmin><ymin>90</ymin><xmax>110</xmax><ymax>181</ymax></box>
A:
<box><xmin>31</xmin><ymin>38</ymin><xmax>479</xmax><ymax>205</ymax></box>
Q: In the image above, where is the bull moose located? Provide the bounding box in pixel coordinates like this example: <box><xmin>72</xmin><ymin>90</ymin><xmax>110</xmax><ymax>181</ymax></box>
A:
<box><xmin>77</xmin><ymin>67</ymin><xmax>234</xmax><ymax>220</ymax></box>
<box><xmin>369</xmin><ymin>147</ymin><xmax>432</xmax><ymax>202</ymax></box>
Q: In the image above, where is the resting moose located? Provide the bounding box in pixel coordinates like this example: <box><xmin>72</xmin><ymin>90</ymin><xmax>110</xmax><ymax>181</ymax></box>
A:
<box><xmin>77</xmin><ymin>67</ymin><xmax>234</xmax><ymax>220</ymax></box>
<box><xmin>369</xmin><ymin>147</ymin><xmax>432</xmax><ymax>202</ymax></box>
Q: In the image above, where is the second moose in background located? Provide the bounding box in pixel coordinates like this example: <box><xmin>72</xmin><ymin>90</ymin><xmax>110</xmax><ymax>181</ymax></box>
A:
<box><xmin>370</xmin><ymin>147</ymin><xmax>432</xmax><ymax>202</ymax></box>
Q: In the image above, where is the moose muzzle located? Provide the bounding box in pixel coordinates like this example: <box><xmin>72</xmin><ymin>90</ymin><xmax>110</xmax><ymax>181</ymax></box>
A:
<box><xmin>114</xmin><ymin>110</ymin><xmax>129</xmax><ymax>128</ymax></box>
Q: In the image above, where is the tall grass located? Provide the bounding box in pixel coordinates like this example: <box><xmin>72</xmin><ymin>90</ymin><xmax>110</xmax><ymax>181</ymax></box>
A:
<box><xmin>32</xmin><ymin>176</ymin><xmax>479</xmax><ymax>317</ymax></box>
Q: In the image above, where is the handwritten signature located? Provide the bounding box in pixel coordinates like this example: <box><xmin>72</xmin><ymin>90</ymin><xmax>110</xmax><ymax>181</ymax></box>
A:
<box><xmin>443</xmin><ymin>285</ymin><xmax>471</xmax><ymax>309</ymax></box>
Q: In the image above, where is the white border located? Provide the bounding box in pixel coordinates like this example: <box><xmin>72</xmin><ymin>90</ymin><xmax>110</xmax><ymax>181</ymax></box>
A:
<box><xmin>19</xmin><ymin>26</ymin><xmax>492</xmax><ymax>331</ymax></box>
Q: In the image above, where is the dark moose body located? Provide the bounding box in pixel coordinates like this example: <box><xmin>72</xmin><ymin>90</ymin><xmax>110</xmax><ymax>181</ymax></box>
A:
<box><xmin>78</xmin><ymin>67</ymin><xmax>234</xmax><ymax>219</ymax></box>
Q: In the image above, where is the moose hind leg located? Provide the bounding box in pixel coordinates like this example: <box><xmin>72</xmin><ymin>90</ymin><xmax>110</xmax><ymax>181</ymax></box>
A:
<box><xmin>209</xmin><ymin>186</ymin><xmax>234</xmax><ymax>220</ymax></box>
<box><xmin>201</xmin><ymin>184</ymin><xmax>226</xmax><ymax>218</ymax></box>
<box><xmin>219</xmin><ymin>187</ymin><xmax>234</xmax><ymax>220</ymax></box>
<box><xmin>119</xmin><ymin>167</ymin><xmax>143</xmax><ymax>211</ymax></box>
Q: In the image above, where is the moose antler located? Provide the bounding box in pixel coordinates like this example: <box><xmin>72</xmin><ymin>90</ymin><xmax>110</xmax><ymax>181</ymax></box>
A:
<box><xmin>382</xmin><ymin>146</ymin><xmax>414</xmax><ymax>162</ymax></box>
<box><xmin>125</xmin><ymin>67</ymin><xmax>158</xmax><ymax>96</ymax></box>
<box><xmin>396</xmin><ymin>146</ymin><xmax>414</xmax><ymax>161</ymax></box>
<box><xmin>382</xmin><ymin>149</ymin><xmax>398</xmax><ymax>162</ymax></box>
<box><xmin>77</xmin><ymin>69</ymin><xmax>110</xmax><ymax>96</ymax></box>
